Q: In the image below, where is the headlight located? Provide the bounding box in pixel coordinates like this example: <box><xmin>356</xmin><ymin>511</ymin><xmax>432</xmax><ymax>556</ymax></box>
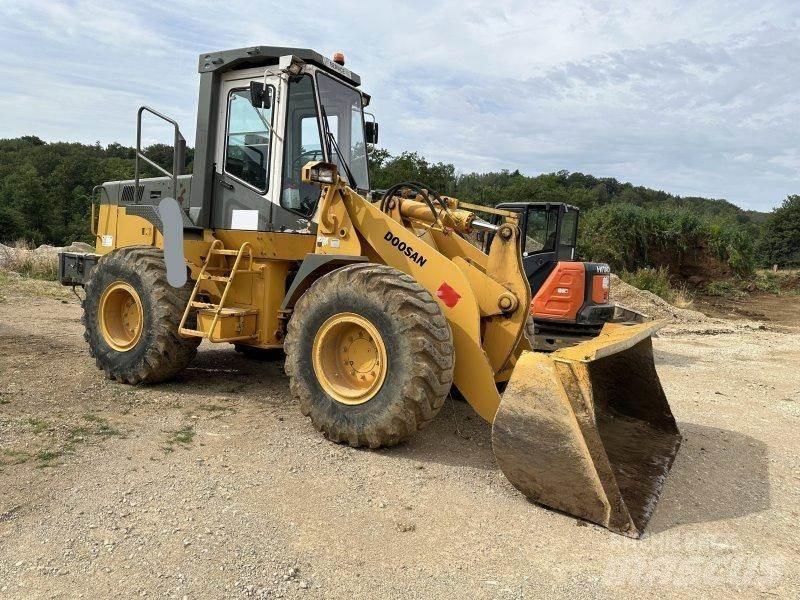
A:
<box><xmin>301</xmin><ymin>161</ymin><xmax>338</xmax><ymax>185</ymax></box>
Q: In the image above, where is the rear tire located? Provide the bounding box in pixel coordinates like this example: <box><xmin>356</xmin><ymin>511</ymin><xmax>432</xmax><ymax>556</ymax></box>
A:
<box><xmin>284</xmin><ymin>263</ymin><xmax>454</xmax><ymax>448</ymax></box>
<box><xmin>83</xmin><ymin>246</ymin><xmax>199</xmax><ymax>384</ymax></box>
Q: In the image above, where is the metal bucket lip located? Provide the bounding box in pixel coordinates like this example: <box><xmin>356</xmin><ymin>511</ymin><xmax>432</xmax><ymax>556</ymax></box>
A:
<box><xmin>553</xmin><ymin>320</ymin><xmax>668</xmax><ymax>363</ymax></box>
<box><xmin>494</xmin><ymin>318</ymin><xmax>680</xmax><ymax>538</ymax></box>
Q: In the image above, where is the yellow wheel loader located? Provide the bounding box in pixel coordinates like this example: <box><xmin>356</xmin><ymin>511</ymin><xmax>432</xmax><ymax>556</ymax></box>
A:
<box><xmin>58</xmin><ymin>46</ymin><xmax>680</xmax><ymax>537</ymax></box>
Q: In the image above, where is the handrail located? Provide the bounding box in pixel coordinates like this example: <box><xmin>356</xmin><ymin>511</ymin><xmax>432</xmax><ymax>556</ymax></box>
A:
<box><xmin>135</xmin><ymin>106</ymin><xmax>186</xmax><ymax>203</ymax></box>
<box><xmin>90</xmin><ymin>184</ymin><xmax>103</xmax><ymax>238</ymax></box>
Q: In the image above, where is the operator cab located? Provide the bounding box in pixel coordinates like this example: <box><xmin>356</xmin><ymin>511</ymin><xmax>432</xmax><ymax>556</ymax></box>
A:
<box><xmin>188</xmin><ymin>47</ymin><xmax>378</xmax><ymax>234</ymax></box>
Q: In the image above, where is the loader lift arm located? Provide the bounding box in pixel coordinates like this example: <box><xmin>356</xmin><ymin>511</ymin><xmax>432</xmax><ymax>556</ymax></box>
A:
<box><xmin>303</xmin><ymin>162</ymin><xmax>681</xmax><ymax>537</ymax></box>
<box><xmin>303</xmin><ymin>162</ymin><xmax>531</xmax><ymax>420</ymax></box>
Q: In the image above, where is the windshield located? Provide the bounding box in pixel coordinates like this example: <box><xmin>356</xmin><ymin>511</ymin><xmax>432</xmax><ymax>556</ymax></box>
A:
<box><xmin>280</xmin><ymin>74</ymin><xmax>324</xmax><ymax>216</ymax></box>
<box><xmin>315</xmin><ymin>72</ymin><xmax>369</xmax><ymax>190</ymax></box>
<box><xmin>524</xmin><ymin>208</ymin><xmax>558</xmax><ymax>255</ymax></box>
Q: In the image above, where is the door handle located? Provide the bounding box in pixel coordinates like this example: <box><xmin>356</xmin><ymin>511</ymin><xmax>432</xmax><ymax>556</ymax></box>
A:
<box><xmin>219</xmin><ymin>179</ymin><xmax>234</xmax><ymax>191</ymax></box>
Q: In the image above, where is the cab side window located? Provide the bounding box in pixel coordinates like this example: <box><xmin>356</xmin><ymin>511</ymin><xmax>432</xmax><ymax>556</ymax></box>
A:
<box><xmin>525</xmin><ymin>210</ymin><xmax>558</xmax><ymax>254</ymax></box>
<box><xmin>225</xmin><ymin>88</ymin><xmax>274</xmax><ymax>191</ymax></box>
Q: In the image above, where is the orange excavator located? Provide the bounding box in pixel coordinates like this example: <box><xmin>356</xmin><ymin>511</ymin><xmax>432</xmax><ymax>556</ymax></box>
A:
<box><xmin>485</xmin><ymin>202</ymin><xmax>644</xmax><ymax>350</ymax></box>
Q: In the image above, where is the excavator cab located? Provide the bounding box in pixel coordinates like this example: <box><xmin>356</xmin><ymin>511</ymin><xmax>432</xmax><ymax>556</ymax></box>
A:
<box><xmin>485</xmin><ymin>202</ymin><xmax>628</xmax><ymax>350</ymax></box>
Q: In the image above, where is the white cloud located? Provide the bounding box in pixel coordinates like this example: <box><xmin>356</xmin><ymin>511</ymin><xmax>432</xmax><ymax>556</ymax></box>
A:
<box><xmin>0</xmin><ymin>0</ymin><xmax>797</xmax><ymax>210</ymax></box>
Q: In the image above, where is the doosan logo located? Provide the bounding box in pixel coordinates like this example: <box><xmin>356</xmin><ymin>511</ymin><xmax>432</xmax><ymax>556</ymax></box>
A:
<box><xmin>383</xmin><ymin>231</ymin><xmax>428</xmax><ymax>266</ymax></box>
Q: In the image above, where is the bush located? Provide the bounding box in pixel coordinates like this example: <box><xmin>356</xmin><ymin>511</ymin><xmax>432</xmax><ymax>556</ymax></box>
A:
<box><xmin>619</xmin><ymin>266</ymin><xmax>694</xmax><ymax>307</ymax></box>
<box><xmin>758</xmin><ymin>195</ymin><xmax>800</xmax><ymax>268</ymax></box>
<box><xmin>706</xmin><ymin>280</ymin><xmax>746</xmax><ymax>299</ymax></box>
<box><xmin>620</xmin><ymin>266</ymin><xmax>673</xmax><ymax>299</ymax></box>
<box><xmin>580</xmin><ymin>203</ymin><xmax>755</xmax><ymax>279</ymax></box>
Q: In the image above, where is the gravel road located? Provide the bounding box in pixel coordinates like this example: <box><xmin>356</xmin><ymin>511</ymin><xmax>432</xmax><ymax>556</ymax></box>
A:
<box><xmin>0</xmin><ymin>277</ymin><xmax>798</xmax><ymax>599</ymax></box>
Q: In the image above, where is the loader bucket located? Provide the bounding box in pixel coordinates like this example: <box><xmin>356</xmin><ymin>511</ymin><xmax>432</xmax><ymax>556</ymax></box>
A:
<box><xmin>492</xmin><ymin>321</ymin><xmax>681</xmax><ymax>537</ymax></box>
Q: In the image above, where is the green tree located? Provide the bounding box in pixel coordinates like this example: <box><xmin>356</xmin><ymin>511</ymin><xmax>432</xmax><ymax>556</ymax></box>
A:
<box><xmin>759</xmin><ymin>195</ymin><xmax>800</xmax><ymax>267</ymax></box>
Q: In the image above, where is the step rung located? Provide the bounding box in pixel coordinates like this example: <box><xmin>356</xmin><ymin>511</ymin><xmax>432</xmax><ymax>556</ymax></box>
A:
<box><xmin>179</xmin><ymin>328</ymin><xmax>206</xmax><ymax>338</ymax></box>
<box><xmin>209</xmin><ymin>249</ymin><xmax>242</xmax><ymax>256</ymax></box>
<box><xmin>199</xmin><ymin>307</ymin><xmax>258</xmax><ymax>317</ymax></box>
<box><xmin>190</xmin><ymin>301</ymin><xmax>217</xmax><ymax>309</ymax></box>
<box><xmin>203</xmin><ymin>275</ymin><xmax>231</xmax><ymax>282</ymax></box>
<box><xmin>211</xmin><ymin>334</ymin><xmax>259</xmax><ymax>342</ymax></box>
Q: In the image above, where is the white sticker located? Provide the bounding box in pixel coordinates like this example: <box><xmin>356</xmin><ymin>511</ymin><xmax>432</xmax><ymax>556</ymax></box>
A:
<box><xmin>330</xmin><ymin>238</ymin><xmax>340</xmax><ymax>248</ymax></box>
<box><xmin>101</xmin><ymin>235</ymin><xmax>113</xmax><ymax>247</ymax></box>
<box><xmin>317</xmin><ymin>236</ymin><xmax>329</xmax><ymax>247</ymax></box>
<box><xmin>231</xmin><ymin>209</ymin><xmax>259</xmax><ymax>231</ymax></box>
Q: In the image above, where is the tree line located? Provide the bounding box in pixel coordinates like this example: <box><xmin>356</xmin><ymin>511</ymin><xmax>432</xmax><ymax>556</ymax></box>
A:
<box><xmin>1</xmin><ymin>137</ymin><xmax>797</xmax><ymax>274</ymax></box>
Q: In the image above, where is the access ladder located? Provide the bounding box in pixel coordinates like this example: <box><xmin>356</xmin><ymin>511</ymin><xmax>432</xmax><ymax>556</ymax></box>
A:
<box><xmin>178</xmin><ymin>240</ymin><xmax>260</xmax><ymax>343</ymax></box>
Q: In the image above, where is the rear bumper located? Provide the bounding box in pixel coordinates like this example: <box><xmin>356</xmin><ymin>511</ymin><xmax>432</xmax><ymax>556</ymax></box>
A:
<box><xmin>58</xmin><ymin>251</ymin><xmax>100</xmax><ymax>286</ymax></box>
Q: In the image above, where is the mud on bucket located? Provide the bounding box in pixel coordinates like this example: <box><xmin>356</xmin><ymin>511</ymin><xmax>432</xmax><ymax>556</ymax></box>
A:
<box><xmin>492</xmin><ymin>321</ymin><xmax>681</xmax><ymax>537</ymax></box>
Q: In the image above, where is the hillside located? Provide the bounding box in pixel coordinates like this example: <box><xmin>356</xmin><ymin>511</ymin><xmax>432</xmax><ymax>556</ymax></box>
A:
<box><xmin>1</xmin><ymin>137</ymin><xmax>792</xmax><ymax>278</ymax></box>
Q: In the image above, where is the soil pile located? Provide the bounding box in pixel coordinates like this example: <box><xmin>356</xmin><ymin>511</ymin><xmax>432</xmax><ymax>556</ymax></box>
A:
<box><xmin>0</xmin><ymin>241</ymin><xmax>93</xmax><ymax>274</ymax></box>
<box><xmin>609</xmin><ymin>274</ymin><xmax>762</xmax><ymax>334</ymax></box>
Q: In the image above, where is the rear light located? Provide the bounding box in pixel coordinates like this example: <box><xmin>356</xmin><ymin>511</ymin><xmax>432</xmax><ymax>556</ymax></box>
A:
<box><xmin>591</xmin><ymin>275</ymin><xmax>610</xmax><ymax>303</ymax></box>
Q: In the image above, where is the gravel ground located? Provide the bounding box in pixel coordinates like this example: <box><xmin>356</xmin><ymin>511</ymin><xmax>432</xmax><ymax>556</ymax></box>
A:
<box><xmin>0</xmin><ymin>278</ymin><xmax>798</xmax><ymax>599</ymax></box>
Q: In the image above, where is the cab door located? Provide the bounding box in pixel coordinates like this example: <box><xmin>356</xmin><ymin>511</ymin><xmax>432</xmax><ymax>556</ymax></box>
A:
<box><xmin>521</xmin><ymin>206</ymin><xmax>560</xmax><ymax>293</ymax></box>
<box><xmin>210</xmin><ymin>74</ymin><xmax>280</xmax><ymax>231</ymax></box>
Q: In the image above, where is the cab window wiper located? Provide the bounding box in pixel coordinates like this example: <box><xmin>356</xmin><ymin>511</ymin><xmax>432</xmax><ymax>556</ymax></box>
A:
<box><xmin>320</xmin><ymin>106</ymin><xmax>357</xmax><ymax>188</ymax></box>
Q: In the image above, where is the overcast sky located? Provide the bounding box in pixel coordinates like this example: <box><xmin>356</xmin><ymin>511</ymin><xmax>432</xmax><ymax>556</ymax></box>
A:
<box><xmin>0</xmin><ymin>1</ymin><xmax>797</xmax><ymax>211</ymax></box>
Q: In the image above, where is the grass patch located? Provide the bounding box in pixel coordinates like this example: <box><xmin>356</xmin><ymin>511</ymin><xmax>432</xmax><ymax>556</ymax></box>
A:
<box><xmin>704</xmin><ymin>270</ymin><xmax>800</xmax><ymax>298</ymax></box>
<box><xmin>753</xmin><ymin>270</ymin><xmax>800</xmax><ymax>295</ymax></box>
<box><xmin>620</xmin><ymin>266</ymin><xmax>694</xmax><ymax>307</ymax></box>
<box><xmin>11</xmin><ymin>414</ymin><xmax>124</xmax><ymax>470</ymax></box>
<box><xmin>1</xmin><ymin>449</ymin><xmax>30</xmax><ymax>466</ymax></box>
<box><xmin>35</xmin><ymin>449</ymin><xmax>63</xmax><ymax>468</ymax></box>
<box><xmin>706</xmin><ymin>280</ymin><xmax>747</xmax><ymax>299</ymax></box>
<box><xmin>0</xmin><ymin>396</ymin><xmax>10</xmax><ymax>405</ymax></box>
<box><xmin>0</xmin><ymin>240</ymin><xmax>58</xmax><ymax>280</ymax></box>
<box><xmin>163</xmin><ymin>425</ymin><xmax>195</xmax><ymax>453</ymax></box>
<box><xmin>0</xmin><ymin>270</ymin><xmax>71</xmax><ymax>301</ymax></box>
<box><xmin>23</xmin><ymin>417</ymin><xmax>50</xmax><ymax>434</ymax></box>
<box><xmin>82</xmin><ymin>413</ymin><xmax>122</xmax><ymax>438</ymax></box>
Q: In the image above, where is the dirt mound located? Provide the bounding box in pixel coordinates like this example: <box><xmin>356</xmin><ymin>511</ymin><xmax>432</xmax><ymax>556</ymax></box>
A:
<box><xmin>0</xmin><ymin>241</ymin><xmax>93</xmax><ymax>276</ymax></box>
<box><xmin>609</xmin><ymin>274</ymin><xmax>762</xmax><ymax>334</ymax></box>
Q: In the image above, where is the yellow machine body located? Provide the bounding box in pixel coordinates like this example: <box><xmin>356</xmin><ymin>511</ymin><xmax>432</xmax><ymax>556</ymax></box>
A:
<box><xmin>91</xmin><ymin>165</ymin><xmax>680</xmax><ymax>537</ymax></box>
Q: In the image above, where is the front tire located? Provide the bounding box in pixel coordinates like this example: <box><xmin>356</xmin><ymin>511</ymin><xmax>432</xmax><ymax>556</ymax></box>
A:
<box><xmin>83</xmin><ymin>246</ymin><xmax>199</xmax><ymax>384</ymax></box>
<box><xmin>284</xmin><ymin>263</ymin><xmax>454</xmax><ymax>448</ymax></box>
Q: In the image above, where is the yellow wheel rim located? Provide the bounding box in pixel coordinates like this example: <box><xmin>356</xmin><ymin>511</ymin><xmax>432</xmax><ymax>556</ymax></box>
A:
<box><xmin>312</xmin><ymin>312</ymin><xmax>388</xmax><ymax>405</ymax></box>
<box><xmin>99</xmin><ymin>281</ymin><xmax>143</xmax><ymax>352</ymax></box>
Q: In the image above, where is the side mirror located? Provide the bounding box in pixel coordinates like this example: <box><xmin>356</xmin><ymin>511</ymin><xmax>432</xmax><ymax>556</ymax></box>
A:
<box><xmin>365</xmin><ymin>121</ymin><xmax>379</xmax><ymax>144</ymax></box>
<box><xmin>249</xmin><ymin>80</ymin><xmax>271</xmax><ymax>109</ymax></box>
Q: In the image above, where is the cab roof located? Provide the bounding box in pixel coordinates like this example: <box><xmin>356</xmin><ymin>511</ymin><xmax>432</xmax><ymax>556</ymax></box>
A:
<box><xmin>198</xmin><ymin>46</ymin><xmax>361</xmax><ymax>87</ymax></box>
